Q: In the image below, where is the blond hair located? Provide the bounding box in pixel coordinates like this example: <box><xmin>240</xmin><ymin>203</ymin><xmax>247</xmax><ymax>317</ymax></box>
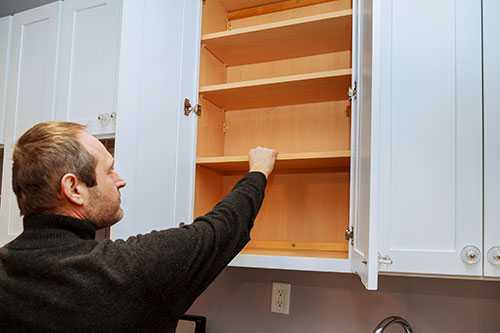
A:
<box><xmin>12</xmin><ymin>122</ymin><xmax>97</xmax><ymax>216</ymax></box>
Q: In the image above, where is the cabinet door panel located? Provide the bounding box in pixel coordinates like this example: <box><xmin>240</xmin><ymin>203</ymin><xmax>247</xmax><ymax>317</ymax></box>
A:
<box><xmin>111</xmin><ymin>0</ymin><xmax>201</xmax><ymax>239</ymax></box>
<box><xmin>0</xmin><ymin>2</ymin><xmax>61</xmax><ymax>246</ymax></box>
<box><xmin>173</xmin><ymin>0</ymin><xmax>202</xmax><ymax>227</ymax></box>
<box><xmin>376</xmin><ymin>0</ymin><xmax>482</xmax><ymax>276</ymax></box>
<box><xmin>0</xmin><ymin>16</ymin><xmax>12</xmax><ymax>144</ymax></box>
<box><xmin>350</xmin><ymin>0</ymin><xmax>376</xmax><ymax>290</ymax></box>
<box><xmin>56</xmin><ymin>0</ymin><xmax>123</xmax><ymax>135</ymax></box>
<box><xmin>484</xmin><ymin>0</ymin><xmax>500</xmax><ymax>278</ymax></box>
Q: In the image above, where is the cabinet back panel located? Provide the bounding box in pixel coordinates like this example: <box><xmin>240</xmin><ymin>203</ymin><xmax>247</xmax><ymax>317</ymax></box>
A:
<box><xmin>200</xmin><ymin>47</ymin><xmax>227</xmax><ymax>86</ymax></box>
<box><xmin>228</xmin><ymin>1</ymin><xmax>351</xmax><ymax>30</ymax></box>
<box><xmin>202</xmin><ymin>0</ymin><xmax>228</xmax><ymax>34</ymax></box>
<box><xmin>223</xmin><ymin>101</ymin><xmax>350</xmax><ymax>155</ymax></box>
<box><xmin>197</xmin><ymin>98</ymin><xmax>225</xmax><ymax>157</ymax></box>
<box><xmin>194</xmin><ymin>168</ymin><xmax>350</xmax><ymax>257</ymax></box>
<box><xmin>223</xmin><ymin>171</ymin><xmax>350</xmax><ymax>244</ymax></box>
<box><xmin>201</xmin><ymin>51</ymin><xmax>351</xmax><ymax>86</ymax></box>
<box><xmin>194</xmin><ymin>166</ymin><xmax>224</xmax><ymax>217</ymax></box>
<box><xmin>226</xmin><ymin>51</ymin><xmax>351</xmax><ymax>83</ymax></box>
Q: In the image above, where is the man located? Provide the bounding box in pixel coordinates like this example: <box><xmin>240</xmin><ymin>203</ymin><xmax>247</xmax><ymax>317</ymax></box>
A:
<box><xmin>0</xmin><ymin>121</ymin><xmax>277</xmax><ymax>332</ymax></box>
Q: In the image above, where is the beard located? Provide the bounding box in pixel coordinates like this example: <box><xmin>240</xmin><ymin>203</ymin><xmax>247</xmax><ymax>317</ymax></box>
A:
<box><xmin>86</xmin><ymin>186</ymin><xmax>123</xmax><ymax>228</ymax></box>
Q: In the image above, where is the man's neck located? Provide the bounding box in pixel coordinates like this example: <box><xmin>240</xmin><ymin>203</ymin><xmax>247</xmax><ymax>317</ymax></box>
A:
<box><xmin>49</xmin><ymin>206</ymin><xmax>87</xmax><ymax>221</ymax></box>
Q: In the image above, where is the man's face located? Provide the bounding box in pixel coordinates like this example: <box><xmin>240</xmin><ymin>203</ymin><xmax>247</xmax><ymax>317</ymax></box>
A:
<box><xmin>79</xmin><ymin>132</ymin><xmax>126</xmax><ymax>228</ymax></box>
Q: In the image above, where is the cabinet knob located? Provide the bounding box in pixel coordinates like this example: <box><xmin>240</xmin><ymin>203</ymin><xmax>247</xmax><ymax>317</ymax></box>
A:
<box><xmin>97</xmin><ymin>113</ymin><xmax>110</xmax><ymax>122</ymax></box>
<box><xmin>487</xmin><ymin>247</ymin><xmax>500</xmax><ymax>267</ymax></box>
<box><xmin>461</xmin><ymin>246</ymin><xmax>481</xmax><ymax>265</ymax></box>
<box><xmin>97</xmin><ymin>113</ymin><xmax>117</xmax><ymax>122</ymax></box>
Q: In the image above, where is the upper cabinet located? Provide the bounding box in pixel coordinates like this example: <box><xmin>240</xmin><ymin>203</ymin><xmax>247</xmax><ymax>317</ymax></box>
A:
<box><xmin>169</xmin><ymin>0</ymin><xmax>376</xmax><ymax>289</ymax></box>
<box><xmin>110</xmin><ymin>0</ymin><xmax>376</xmax><ymax>289</ymax></box>
<box><xmin>0</xmin><ymin>16</ymin><xmax>12</xmax><ymax>145</ymax></box>
<box><xmin>375</xmin><ymin>0</ymin><xmax>483</xmax><ymax>276</ymax></box>
<box><xmin>0</xmin><ymin>2</ymin><xmax>62</xmax><ymax>246</ymax></box>
<box><xmin>56</xmin><ymin>0</ymin><xmax>123</xmax><ymax>136</ymax></box>
<box><xmin>483</xmin><ymin>0</ymin><xmax>500</xmax><ymax>278</ymax></box>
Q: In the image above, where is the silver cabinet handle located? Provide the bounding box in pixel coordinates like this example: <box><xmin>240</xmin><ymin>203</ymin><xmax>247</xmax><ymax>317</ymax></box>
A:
<box><xmin>461</xmin><ymin>246</ymin><xmax>481</xmax><ymax>265</ymax></box>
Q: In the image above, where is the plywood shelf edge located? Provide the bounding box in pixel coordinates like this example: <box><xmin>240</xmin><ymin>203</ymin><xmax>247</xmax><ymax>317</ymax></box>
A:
<box><xmin>202</xmin><ymin>10</ymin><xmax>353</xmax><ymax>41</ymax></box>
<box><xmin>200</xmin><ymin>69</ymin><xmax>352</xmax><ymax>93</ymax></box>
<box><xmin>197</xmin><ymin>151</ymin><xmax>351</xmax><ymax>172</ymax></box>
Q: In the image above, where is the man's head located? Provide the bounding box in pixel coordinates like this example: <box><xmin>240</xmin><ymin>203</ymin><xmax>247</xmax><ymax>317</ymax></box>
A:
<box><xmin>12</xmin><ymin>122</ymin><xmax>126</xmax><ymax>228</ymax></box>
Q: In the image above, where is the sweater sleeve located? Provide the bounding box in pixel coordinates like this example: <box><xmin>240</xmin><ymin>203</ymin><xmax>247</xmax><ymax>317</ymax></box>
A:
<box><xmin>107</xmin><ymin>171</ymin><xmax>267</xmax><ymax>316</ymax></box>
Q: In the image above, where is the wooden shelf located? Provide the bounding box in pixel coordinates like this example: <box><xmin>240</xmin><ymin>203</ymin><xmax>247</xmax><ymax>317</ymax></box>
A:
<box><xmin>226</xmin><ymin>0</ymin><xmax>335</xmax><ymax>20</ymax></box>
<box><xmin>199</xmin><ymin>69</ymin><xmax>351</xmax><ymax>110</ymax></box>
<box><xmin>202</xmin><ymin>10</ymin><xmax>352</xmax><ymax>66</ymax></box>
<box><xmin>218</xmin><ymin>0</ymin><xmax>285</xmax><ymax>13</ymax></box>
<box><xmin>242</xmin><ymin>240</ymin><xmax>349</xmax><ymax>258</ymax></box>
<box><xmin>197</xmin><ymin>151</ymin><xmax>350</xmax><ymax>173</ymax></box>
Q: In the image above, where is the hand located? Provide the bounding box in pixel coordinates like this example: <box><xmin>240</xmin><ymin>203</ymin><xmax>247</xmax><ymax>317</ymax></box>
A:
<box><xmin>249</xmin><ymin>147</ymin><xmax>278</xmax><ymax>179</ymax></box>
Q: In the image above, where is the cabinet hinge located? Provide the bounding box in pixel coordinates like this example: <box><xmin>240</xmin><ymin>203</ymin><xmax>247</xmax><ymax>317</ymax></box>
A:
<box><xmin>348</xmin><ymin>81</ymin><xmax>357</xmax><ymax>102</ymax></box>
<box><xmin>184</xmin><ymin>98</ymin><xmax>201</xmax><ymax>117</ymax></box>
<box><xmin>378</xmin><ymin>253</ymin><xmax>393</xmax><ymax>265</ymax></box>
<box><xmin>345</xmin><ymin>226</ymin><xmax>354</xmax><ymax>245</ymax></box>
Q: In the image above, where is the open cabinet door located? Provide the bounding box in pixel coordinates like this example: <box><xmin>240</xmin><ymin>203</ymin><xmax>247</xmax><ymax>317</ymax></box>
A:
<box><xmin>112</xmin><ymin>0</ymin><xmax>202</xmax><ymax>239</ymax></box>
<box><xmin>349</xmin><ymin>0</ymin><xmax>377</xmax><ymax>290</ymax></box>
<box><xmin>173</xmin><ymin>0</ymin><xmax>202</xmax><ymax>227</ymax></box>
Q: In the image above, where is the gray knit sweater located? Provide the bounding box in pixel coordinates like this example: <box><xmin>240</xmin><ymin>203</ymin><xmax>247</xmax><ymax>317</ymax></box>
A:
<box><xmin>0</xmin><ymin>172</ymin><xmax>267</xmax><ymax>332</ymax></box>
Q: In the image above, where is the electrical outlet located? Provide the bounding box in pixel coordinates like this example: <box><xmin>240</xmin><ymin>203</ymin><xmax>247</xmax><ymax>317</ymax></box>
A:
<box><xmin>271</xmin><ymin>282</ymin><xmax>291</xmax><ymax>315</ymax></box>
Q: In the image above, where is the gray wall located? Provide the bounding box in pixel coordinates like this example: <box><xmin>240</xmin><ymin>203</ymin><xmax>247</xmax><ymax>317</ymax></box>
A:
<box><xmin>189</xmin><ymin>268</ymin><xmax>500</xmax><ymax>333</ymax></box>
<box><xmin>3</xmin><ymin>1</ymin><xmax>499</xmax><ymax>332</ymax></box>
<box><xmin>0</xmin><ymin>0</ymin><xmax>56</xmax><ymax>17</ymax></box>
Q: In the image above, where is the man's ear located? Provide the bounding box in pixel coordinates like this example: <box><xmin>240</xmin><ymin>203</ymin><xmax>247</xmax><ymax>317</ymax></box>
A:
<box><xmin>60</xmin><ymin>173</ymin><xmax>86</xmax><ymax>206</ymax></box>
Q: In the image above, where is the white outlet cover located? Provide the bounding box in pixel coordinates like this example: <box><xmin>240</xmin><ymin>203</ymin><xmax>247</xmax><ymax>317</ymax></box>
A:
<box><xmin>271</xmin><ymin>282</ymin><xmax>291</xmax><ymax>315</ymax></box>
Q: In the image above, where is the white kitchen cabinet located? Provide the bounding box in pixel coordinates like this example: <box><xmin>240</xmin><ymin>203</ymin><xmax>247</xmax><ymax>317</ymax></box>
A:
<box><xmin>112</xmin><ymin>0</ymin><xmax>377</xmax><ymax>290</ymax></box>
<box><xmin>375</xmin><ymin>0</ymin><xmax>483</xmax><ymax>276</ymax></box>
<box><xmin>0</xmin><ymin>0</ymin><xmax>493</xmax><ymax>286</ymax></box>
<box><xmin>0</xmin><ymin>16</ymin><xmax>12</xmax><ymax>145</ymax></box>
<box><xmin>0</xmin><ymin>2</ymin><xmax>62</xmax><ymax>246</ymax></box>
<box><xmin>483</xmin><ymin>0</ymin><xmax>500</xmax><ymax>278</ymax></box>
<box><xmin>56</xmin><ymin>0</ymin><xmax>123</xmax><ymax>136</ymax></box>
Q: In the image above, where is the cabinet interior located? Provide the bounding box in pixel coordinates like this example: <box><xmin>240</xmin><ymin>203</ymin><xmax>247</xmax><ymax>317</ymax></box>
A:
<box><xmin>195</xmin><ymin>0</ymin><xmax>352</xmax><ymax>259</ymax></box>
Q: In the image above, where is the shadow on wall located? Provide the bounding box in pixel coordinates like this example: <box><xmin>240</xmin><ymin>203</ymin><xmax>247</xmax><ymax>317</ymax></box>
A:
<box><xmin>188</xmin><ymin>267</ymin><xmax>500</xmax><ymax>333</ymax></box>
